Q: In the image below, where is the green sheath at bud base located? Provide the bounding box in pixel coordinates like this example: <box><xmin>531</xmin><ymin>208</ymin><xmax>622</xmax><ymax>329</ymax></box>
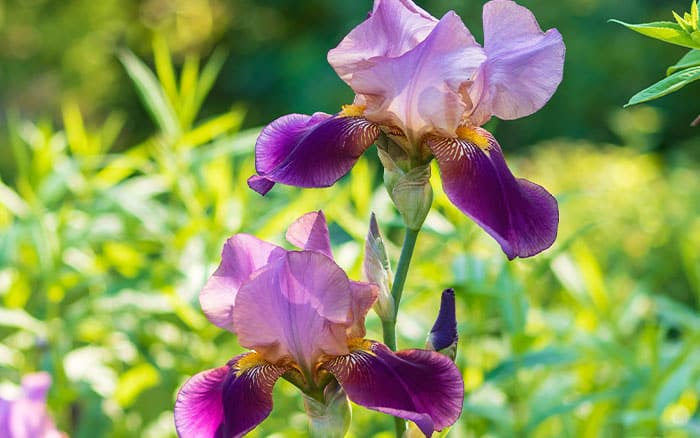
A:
<box><xmin>303</xmin><ymin>380</ymin><xmax>351</xmax><ymax>438</ymax></box>
<box><xmin>378</xmin><ymin>148</ymin><xmax>433</xmax><ymax>231</ymax></box>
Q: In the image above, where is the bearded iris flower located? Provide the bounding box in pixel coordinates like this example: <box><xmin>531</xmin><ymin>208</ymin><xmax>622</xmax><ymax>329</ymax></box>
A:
<box><xmin>174</xmin><ymin>211</ymin><xmax>464</xmax><ymax>437</ymax></box>
<box><xmin>248</xmin><ymin>0</ymin><xmax>565</xmax><ymax>259</ymax></box>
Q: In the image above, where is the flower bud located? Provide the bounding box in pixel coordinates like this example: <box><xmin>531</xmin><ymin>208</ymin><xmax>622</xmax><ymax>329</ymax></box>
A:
<box><xmin>378</xmin><ymin>148</ymin><xmax>433</xmax><ymax>231</ymax></box>
<box><xmin>426</xmin><ymin>288</ymin><xmax>458</xmax><ymax>361</ymax></box>
<box><xmin>363</xmin><ymin>213</ymin><xmax>395</xmax><ymax>322</ymax></box>
<box><xmin>302</xmin><ymin>380</ymin><xmax>351</xmax><ymax>438</ymax></box>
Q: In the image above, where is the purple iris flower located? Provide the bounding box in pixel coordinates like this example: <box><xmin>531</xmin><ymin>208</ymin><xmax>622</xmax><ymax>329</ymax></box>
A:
<box><xmin>175</xmin><ymin>211</ymin><xmax>464</xmax><ymax>437</ymax></box>
<box><xmin>248</xmin><ymin>0</ymin><xmax>564</xmax><ymax>259</ymax></box>
<box><xmin>0</xmin><ymin>373</ymin><xmax>64</xmax><ymax>438</ymax></box>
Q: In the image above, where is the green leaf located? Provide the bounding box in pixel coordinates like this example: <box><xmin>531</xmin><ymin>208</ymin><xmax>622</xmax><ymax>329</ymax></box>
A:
<box><xmin>193</xmin><ymin>47</ymin><xmax>228</xmax><ymax>121</ymax></box>
<box><xmin>118</xmin><ymin>49</ymin><xmax>180</xmax><ymax>137</ymax></box>
<box><xmin>673</xmin><ymin>11</ymin><xmax>694</xmax><ymax>33</ymax></box>
<box><xmin>692</xmin><ymin>1</ymin><xmax>699</xmax><ymax>29</ymax></box>
<box><xmin>667</xmin><ymin>49</ymin><xmax>700</xmax><ymax>75</ymax></box>
<box><xmin>485</xmin><ymin>348</ymin><xmax>579</xmax><ymax>382</ymax></box>
<box><xmin>626</xmin><ymin>66</ymin><xmax>700</xmax><ymax>106</ymax></box>
<box><xmin>152</xmin><ymin>34</ymin><xmax>179</xmax><ymax>106</ymax></box>
<box><xmin>610</xmin><ymin>20</ymin><xmax>699</xmax><ymax>49</ymax></box>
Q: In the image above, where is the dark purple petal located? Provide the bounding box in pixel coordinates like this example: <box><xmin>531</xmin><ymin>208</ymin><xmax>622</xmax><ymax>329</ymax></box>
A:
<box><xmin>249</xmin><ymin>113</ymin><xmax>380</xmax><ymax>194</ymax></box>
<box><xmin>324</xmin><ymin>342</ymin><xmax>464</xmax><ymax>436</ymax></box>
<box><xmin>200</xmin><ymin>234</ymin><xmax>287</xmax><ymax>332</ymax></box>
<box><xmin>427</xmin><ymin>128</ymin><xmax>558</xmax><ymax>259</ymax></box>
<box><xmin>285</xmin><ymin>210</ymin><xmax>333</xmax><ymax>257</ymax></box>
<box><xmin>428</xmin><ymin>288</ymin><xmax>458</xmax><ymax>352</ymax></box>
<box><xmin>175</xmin><ymin>353</ymin><xmax>287</xmax><ymax>438</ymax></box>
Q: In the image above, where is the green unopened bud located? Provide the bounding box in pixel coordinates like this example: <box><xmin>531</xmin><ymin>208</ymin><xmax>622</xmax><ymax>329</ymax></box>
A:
<box><xmin>303</xmin><ymin>380</ymin><xmax>351</xmax><ymax>438</ymax></box>
<box><xmin>378</xmin><ymin>148</ymin><xmax>433</xmax><ymax>231</ymax></box>
<box><xmin>363</xmin><ymin>212</ymin><xmax>394</xmax><ymax>321</ymax></box>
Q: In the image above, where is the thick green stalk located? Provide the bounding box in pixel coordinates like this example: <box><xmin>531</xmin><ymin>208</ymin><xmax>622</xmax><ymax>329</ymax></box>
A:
<box><xmin>381</xmin><ymin>226</ymin><xmax>420</xmax><ymax>437</ymax></box>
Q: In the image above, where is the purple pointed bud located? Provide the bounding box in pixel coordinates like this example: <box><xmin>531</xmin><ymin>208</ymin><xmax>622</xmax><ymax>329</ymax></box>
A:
<box><xmin>427</xmin><ymin>288</ymin><xmax>458</xmax><ymax>360</ymax></box>
<box><xmin>302</xmin><ymin>380</ymin><xmax>351</xmax><ymax>438</ymax></box>
<box><xmin>363</xmin><ymin>212</ymin><xmax>394</xmax><ymax>322</ymax></box>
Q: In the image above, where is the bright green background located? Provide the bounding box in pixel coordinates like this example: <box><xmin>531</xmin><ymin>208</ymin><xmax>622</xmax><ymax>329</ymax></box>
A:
<box><xmin>1</xmin><ymin>0</ymin><xmax>699</xmax><ymax>437</ymax></box>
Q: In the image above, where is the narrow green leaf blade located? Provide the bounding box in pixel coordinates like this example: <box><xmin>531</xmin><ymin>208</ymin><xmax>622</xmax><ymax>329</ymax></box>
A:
<box><xmin>610</xmin><ymin>20</ymin><xmax>699</xmax><ymax>49</ymax></box>
<box><xmin>152</xmin><ymin>34</ymin><xmax>179</xmax><ymax>107</ymax></box>
<box><xmin>626</xmin><ymin>66</ymin><xmax>700</xmax><ymax>106</ymax></box>
<box><xmin>667</xmin><ymin>49</ymin><xmax>700</xmax><ymax>74</ymax></box>
<box><xmin>118</xmin><ymin>49</ymin><xmax>180</xmax><ymax>137</ymax></box>
<box><xmin>193</xmin><ymin>47</ymin><xmax>228</xmax><ymax>120</ymax></box>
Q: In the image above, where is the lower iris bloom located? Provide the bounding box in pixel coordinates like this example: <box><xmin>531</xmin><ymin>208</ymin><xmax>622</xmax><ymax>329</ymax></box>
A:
<box><xmin>248</xmin><ymin>0</ymin><xmax>565</xmax><ymax>259</ymax></box>
<box><xmin>175</xmin><ymin>212</ymin><xmax>464</xmax><ymax>437</ymax></box>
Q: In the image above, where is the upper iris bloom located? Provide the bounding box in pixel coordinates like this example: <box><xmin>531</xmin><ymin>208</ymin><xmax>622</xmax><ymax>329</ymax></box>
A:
<box><xmin>0</xmin><ymin>373</ymin><xmax>64</xmax><ymax>438</ymax></box>
<box><xmin>175</xmin><ymin>211</ymin><xmax>464</xmax><ymax>437</ymax></box>
<box><xmin>248</xmin><ymin>0</ymin><xmax>565</xmax><ymax>259</ymax></box>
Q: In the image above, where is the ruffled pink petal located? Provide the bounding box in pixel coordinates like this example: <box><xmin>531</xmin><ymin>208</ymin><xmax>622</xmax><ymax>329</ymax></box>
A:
<box><xmin>174</xmin><ymin>354</ymin><xmax>287</xmax><ymax>438</ymax></box>
<box><xmin>285</xmin><ymin>211</ymin><xmax>333</xmax><ymax>258</ymax></box>
<box><xmin>200</xmin><ymin>234</ymin><xmax>286</xmax><ymax>332</ymax></box>
<box><xmin>467</xmin><ymin>0</ymin><xmax>565</xmax><ymax>125</ymax></box>
<box><xmin>348</xmin><ymin>11</ymin><xmax>485</xmax><ymax>141</ymax></box>
<box><xmin>426</xmin><ymin>128</ymin><xmax>558</xmax><ymax>259</ymax></box>
<box><xmin>248</xmin><ymin>113</ymin><xmax>380</xmax><ymax>195</ymax></box>
<box><xmin>324</xmin><ymin>342</ymin><xmax>464</xmax><ymax>437</ymax></box>
<box><xmin>328</xmin><ymin>0</ymin><xmax>438</xmax><ymax>83</ymax></box>
<box><xmin>232</xmin><ymin>251</ymin><xmax>356</xmax><ymax>372</ymax></box>
<box><xmin>347</xmin><ymin>281</ymin><xmax>379</xmax><ymax>339</ymax></box>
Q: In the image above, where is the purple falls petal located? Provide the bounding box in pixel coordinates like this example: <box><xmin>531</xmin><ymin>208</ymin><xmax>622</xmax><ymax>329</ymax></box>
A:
<box><xmin>426</xmin><ymin>128</ymin><xmax>558</xmax><ymax>259</ymax></box>
<box><xmin>328</xmin><ymin>0</ymin><xmax>438</xmax><ymax>83</ymax></box>
<box><xmin>467</xmin><ymin>0</ymin><xmax>565</xmax><ymax>125</ymax></box>
<box><xmin>174</xmin><ymin>353</ymin><xmax>287</xmax><ymax>438</ymax></box>
<box><xmin>200</xmin><ymin>234</ymin><xmax>287</xmax><ymax>332</ymax></box>
<box><xmin>347</xmin><ymin>11</ymin><xmax>485</xmax><ymax>141</ymax></box>
<box><xmin>248</xmin><ymin>113</ymin><xmax>380</xmax><ymax>195</ymax></box>
<box><xmin>285</xmin><ymin>210</ymin><xmax>333</xmax><ymax>258</ymax></box>
<box><xmin>324</xmin><ymin>342</ymin><xmax>464</xmax><ymax>437</ymax></box>
<box><xmin>428</xmin><ymin>288</ymin><xmax>458</xmax><ymax>352</ymax></box>
<box><xmin>233</xmin><ymin>251</ymin><xmax>355</xmax><ymax>371</ymax></box>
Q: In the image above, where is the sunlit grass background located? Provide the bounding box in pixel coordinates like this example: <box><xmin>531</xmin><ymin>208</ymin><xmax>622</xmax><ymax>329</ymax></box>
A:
<box><xmin>1</xmin><ymin>0</ymin><xmax>700</xmax><ymax>437</ymax></box>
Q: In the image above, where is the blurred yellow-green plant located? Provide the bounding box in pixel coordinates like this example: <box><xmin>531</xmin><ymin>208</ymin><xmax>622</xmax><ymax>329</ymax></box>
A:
<box><xmin>1</xmin><ymin>8</ymin><xmax>700</xmax><ymax>438</ymax></box>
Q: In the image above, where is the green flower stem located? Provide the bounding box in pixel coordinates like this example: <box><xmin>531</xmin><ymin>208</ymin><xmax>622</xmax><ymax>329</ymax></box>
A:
<box><xmin>381</xmin><ymin>226</ymin><xmax>420</xmax><ymax>438</ymax></box>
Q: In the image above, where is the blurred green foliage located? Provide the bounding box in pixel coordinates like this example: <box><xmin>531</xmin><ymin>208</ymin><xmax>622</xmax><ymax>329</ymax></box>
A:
<box><xmin>1</xmin><ymin>0</ymin><xmax>700</xmax><ymax>437</ymax></box>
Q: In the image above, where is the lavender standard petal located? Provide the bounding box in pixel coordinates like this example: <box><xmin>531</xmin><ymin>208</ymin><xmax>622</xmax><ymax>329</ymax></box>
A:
<box><xmin>467</xmin><ymin>0</ymin><xmax>565</xmax><ymax>125</ymax></box>
<box><xmin>285</xmin><ymin>210</ymin><xmax>333</xmax><ymax>258</ymax></box>
<box><xmin>324</xmin><ymin>342</ymin><xmax>464</xmax><ymax>437</ymax></box>
<box><xmin>249</xmin><ymin>113</ymin><xmax>380</xmax><ymax>194</ymax></box>
<box><xmin>427</xmin><ymin>128</ymin><xmax>558</xmax><ymax>259</ymax></box>
<box><xmin>328</xmin><ymin>0</ymin><xmax>438</xmax><ymax>83</ymax></box>
<box><xmin>232</xmin><ymin>252</ymin><xmax>356</xmax><ymax>370</ymax></box>
<box><xmin>348</xmin><ymin>11</ymin><xmax>485</xmax><ymax>142</ymax></box>
<box><xmin>199</xmin><ymin>234</ymin><xmax>286</xmax><ymax>332</ymax></box>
